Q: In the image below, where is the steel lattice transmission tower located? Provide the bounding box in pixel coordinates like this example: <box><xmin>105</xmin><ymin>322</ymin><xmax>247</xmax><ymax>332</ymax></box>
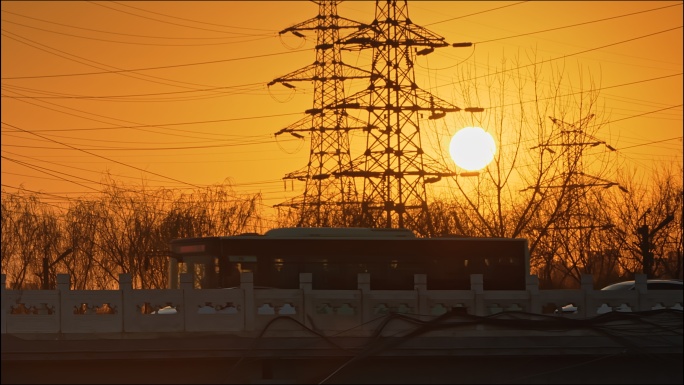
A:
<box><xmin>269</xmin><ymin>1</ymin><xmax>370</xmax><ymax>227</ymax></box>
<box><xmin>330</xmin><ymin>0</ymin><xmax>472</xmax><ymax>232</ymax></box>
<box><xmin>534</xmin><ymin>114</ymin><xmax>625</xmax><ymax>264</ymax></box>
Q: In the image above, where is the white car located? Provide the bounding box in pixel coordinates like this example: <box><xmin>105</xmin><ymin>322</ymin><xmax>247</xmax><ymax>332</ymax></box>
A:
<box><xmin>600</xmin><ymin>279</ymin><xmax>682</xmax><ymax>291</ymax></box>
<box><xmin>559</xmin><ymin>279</ymin><xmax>683</xmax><ymax>314</ymax></box>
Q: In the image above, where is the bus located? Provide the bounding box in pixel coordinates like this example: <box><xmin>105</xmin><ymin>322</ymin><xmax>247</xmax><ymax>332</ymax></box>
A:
<box><xmin>167</xmin><ymin>227</ymin><xmax>530</xmax><ymax>291</ymax></box>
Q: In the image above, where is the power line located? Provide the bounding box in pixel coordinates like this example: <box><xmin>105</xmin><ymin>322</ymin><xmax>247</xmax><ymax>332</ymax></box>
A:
<box><xmin>1</xmin><ymin>112</ymin><xmax>301</xmax><ymax>133</ymax></box>
<box><xmin>1</xmin><ymin>30</ymin><xmax>223</xmax><ymax>91</ymax></box>
<box><xmin>442</xmin><ymin>26</ymin><xmax>684</xmax><ymax>88</ymax></box>
<box><xmin>1</xmin><ymin>9</ymin><xmax>271</xmax><ymax>40</ymax></box>
<box><xmin>1</xmin><ymin>139</ymin><xmax>295</xmax><ymax>151</ymax></box>
<box><xmin>9</xmin><ymin>71</ymin><xmax>680</xmax><ymax>110</ymax></box>
<box><xmin>424</xmin><ymin>1</ymin><xmax>530</xmax><ymax>26</ymax></box>
<box><xmin>604</xmin><ymin>104</ymin><xmax>684</xmax><ymax>125</ymax></box>
<box><xmin>2</xmin><ymin>130</ymin><xmax>269</xmax><ymax>146</ymax></box>
<box><xmin>490</xmin><ymin>73</ymin><xmax>683</xmax><ymax>108</ymax></box>
<box><xmin>1</xmin><ymin>88</ymin><xmax>301</xmax><ymax>143</ymax></box>
<box><xmin>88</xmin><ymin>0</ymin><xmax>273</xmax><ymax>35</ymax></box>
<box><xmin>0</xmin><ymin>184</ymin><xmax>79</xmax><ymax>209</ymax></box>
<box><xmin>109</xmin><ymin>1</ymin><xmax>275</xmax><ymax>32</ymax></box>
<box><xmin>1</xmin><ymin>83</ymin><xmax>272</xmax><ymax>100</ymax></box>
<box><xmin>1</xmin><ymin>149</ymin><xmax>206</xmax><ymax>185</ymax></box>
<box><xmin>618</xmin><ymin>136</ymin><xmax>683</xmax><ymax>151</ymax></box>
<box><xmin>476</xmin><ymin>3</ymin><xmax>683</xmax><ymax>44</ymax></box>
<box><xmin>2</xmin><ymin>18</ymin><xmax>272</xmax><ymax>46</ymax></box>
<box><xmin>0</xmin><ymin>43</ymin><xmax>310</xmax><ymax>79</ymax></box>
<box><xmin>1</xmin><ymin>155</ymin><xmax>102</xmax><ymax>191</ymax></box>
<box><xmin>3</xmin><ymin>122</ymin><xmax>202</xmax><ymax>189</ymax></box>
<box><xmin>4</xmin><ymin>21</ymin><xmax>679</xmax><ymax>120</ymax></box>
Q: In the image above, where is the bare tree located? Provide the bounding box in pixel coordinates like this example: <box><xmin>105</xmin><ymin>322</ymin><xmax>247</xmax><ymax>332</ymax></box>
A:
<box><xmin>0</xmin><ymin>188</ymin><xmax>62</xmax><ymax>289</ymax></box>
<box><xmin>604</xmin><ymin>163</ymin><xmax>683</xmax><ymax>280</ymax></box>
<box><xmin>61</xmin><ymin>199</ymin><xmax>103</xmax><ymax>290</ymax></box>
<box><xmin>434</xmin><ymin>51</ymin><xmax>624</xmax><ymax>288</ymax></box>
<box><xmin>94</xmin><ymin>176</ymin><xmax>264</xmax><ymax>289</ymax></box>
<box><xmin>1</xmin><ymin>174</ymin><xmax>267</xmax><ymax>290</ymax></box>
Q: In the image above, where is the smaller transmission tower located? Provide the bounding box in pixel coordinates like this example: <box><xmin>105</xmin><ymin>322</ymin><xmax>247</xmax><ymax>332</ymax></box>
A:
<box><xmin>536</xmin><ymin>114</ymin><xmax>625</xmax><ymax>268</ymax></box>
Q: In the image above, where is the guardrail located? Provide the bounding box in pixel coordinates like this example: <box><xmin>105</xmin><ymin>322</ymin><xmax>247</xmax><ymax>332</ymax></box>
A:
<box><xmin>2</xmin><ymin>273</ymin><xmax>682</xmax><ymax>335</ymax></box>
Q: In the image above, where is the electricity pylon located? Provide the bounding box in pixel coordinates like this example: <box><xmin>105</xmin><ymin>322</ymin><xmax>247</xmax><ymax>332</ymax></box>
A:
<box><xmin>534</xmin><ymin>114</ymin><xmax>625</xmax><ymax>271</ymax></box>
<box><xmin>269</xmin><ymin>1</ymin><xmax>370</xmax><ymax>227</ymax></box>
<box><xmin>330</xmin><ymin>0</ymin><xmax>473</xmax><ymax>234</ymax></box>
<box><xmin>545</xmin><ymin>114</ymin><xmax>623</xmax><ymax>224</ymax></box>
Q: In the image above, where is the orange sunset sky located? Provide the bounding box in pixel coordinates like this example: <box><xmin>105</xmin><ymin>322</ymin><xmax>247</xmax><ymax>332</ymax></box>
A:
<box><xmin>2</xmin><ymin>1</ymin><xmax>682</xmax><ymax>225</ymax></box>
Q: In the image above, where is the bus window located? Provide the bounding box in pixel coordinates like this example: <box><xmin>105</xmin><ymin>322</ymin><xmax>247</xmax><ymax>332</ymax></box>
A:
<box><xmin>193</xmin><ymin>263</ymin><xmax>205</xmax><ymax>289</ymax></box>
<box><xmin>256</xmin><ymin>258</ymin><xmax>299</xmax><ymax>289</ymax></box>
<box><xmin>369</xmin><ymin>259</ymin><xmax>415</xmax><ymax>290</ymax></box>
<box><xmin>170</xmin><ymin>255</ymin><xmax>218</xmax><ymax>289</ymax></box>
<box><xmin>219</xmin><ymin>262</ymin><xmax>241</xmax><ymax>288</ymax></box>
<box><xmin>228</xmin><ymin>256</ymin><xmax>257</xmax><ymax>273</ymax></box>
<box><xmin>168</xmin><ymin>257</ymin><xmax>180</xmax><ymax>289</ymax></box>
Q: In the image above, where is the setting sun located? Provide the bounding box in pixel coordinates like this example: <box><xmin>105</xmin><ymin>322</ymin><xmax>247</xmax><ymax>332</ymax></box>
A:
<box><xmin>449</xmin><ymin>127</ymin><xmax>496</xmax><ymax>171</ymax></box>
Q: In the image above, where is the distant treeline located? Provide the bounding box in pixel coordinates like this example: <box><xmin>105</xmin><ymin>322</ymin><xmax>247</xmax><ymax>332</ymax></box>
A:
<box><xmin>2</xmin><ymin>165</ymin><xmax>681</xmax><ymax>291</ymax></box>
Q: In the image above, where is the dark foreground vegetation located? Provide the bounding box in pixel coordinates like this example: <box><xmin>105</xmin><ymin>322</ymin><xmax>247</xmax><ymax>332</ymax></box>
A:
<box><xmin>2</xmin><ymin>162</ymin><xmax>681</xmax><ymax>291</ymax></box>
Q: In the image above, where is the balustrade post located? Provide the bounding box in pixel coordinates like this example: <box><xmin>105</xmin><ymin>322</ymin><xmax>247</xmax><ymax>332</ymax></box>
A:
<box><xmin>299</xmin><ymin>273</ymin><xmax>312</xmax><ymax>291</ymax></box>
<box><xmin>119</xmin><ymin>273</ymin><xmax>133</xmax><ymax>330</ymax></box>
<box><xmin>414</xmin><ymin>274</ymin><xmax>428</xmax><ymax>319</ymax></box>
<box><xmin>179</xmin><ymin>273</ymin><xmax>192</xmax><ymax>330</ymax></box>
<box><xmin>358</xmin><ymin>273</ymin><xmax>371</xmax><ymax>325</ymax></box>
<box><xmin>634</xmin><ymin>273</ymin><xmax>647</xmax><ymax>294</ymax></box>
<box><xmin>57</xmin><ymin>274</ymin><xmax>70</xmax><ymax>333</ymax></box>
<box><xmin>580</xmin><ymin>274</ymin><xmax>593</xmax><ymax>318</ymax></box>
<box><xmin>241</xmin><ymin>272</ymin><xmax>254</xmax><ymax>331</ymax></box>
<box><xmin>56</xmin><ymin>274</ymin><xmax>70</xmax><ymax>291</ymax></box>
<box><xmin>634</xmin><ymin>273</ymin><xmax>648</xmax><ymax>311</ymax></box>
<box><xmin>180</xmin><ymin>273</ymin><xmax>193</xmax><ymax>290</ymax></box>
<box><xmin>526</xmin><ymin>275</ymin><xmax>540</xmax><ymax>314</ymax></box>
<box><xmin>358</xmin><ymin>273</ymin><xmax>370</xmax><ymax>292</ymax></box>
<box><xmin>119</xmin><ymin>273</ymin><xmax>132</xmax><ymax>290</ymax></box>
<box><xmin>1</xmin><ymin>274</ymin><xmax>6</xmax><ymax>334</ymax></box>
<box><xmin>300</xmin><ymin>273</ymin><xmax>313</xmax><ymax>329</ymax></box>
<box><xmin>470</xmin><ymin>274</ymin><xmax>484</xmax><ymax>317</ymax></box>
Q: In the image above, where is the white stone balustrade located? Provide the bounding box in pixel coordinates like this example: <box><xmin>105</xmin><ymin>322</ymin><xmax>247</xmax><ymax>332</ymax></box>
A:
<box><xmin>1</xmin><ymin>273</ymin><xmax>682</xmax><ymax>335</ymax></box>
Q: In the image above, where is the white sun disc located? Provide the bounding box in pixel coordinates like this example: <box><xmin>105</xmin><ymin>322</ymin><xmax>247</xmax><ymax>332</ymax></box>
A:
<box><xmin>449</xmin><ymin>127</ymin><xmax>496</xmax><ymax>171</ymax></box>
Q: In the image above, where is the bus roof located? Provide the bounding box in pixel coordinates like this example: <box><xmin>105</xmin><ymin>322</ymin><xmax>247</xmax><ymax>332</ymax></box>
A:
<box><xmin>262</xmin><ymin>227</ymin><xmax>416</xmax><ymax>239</ymax></box>
<box><xmin>169</xmin><ymin>228</ymin><xmax>529</xmax><ymax>245</ymax></box>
